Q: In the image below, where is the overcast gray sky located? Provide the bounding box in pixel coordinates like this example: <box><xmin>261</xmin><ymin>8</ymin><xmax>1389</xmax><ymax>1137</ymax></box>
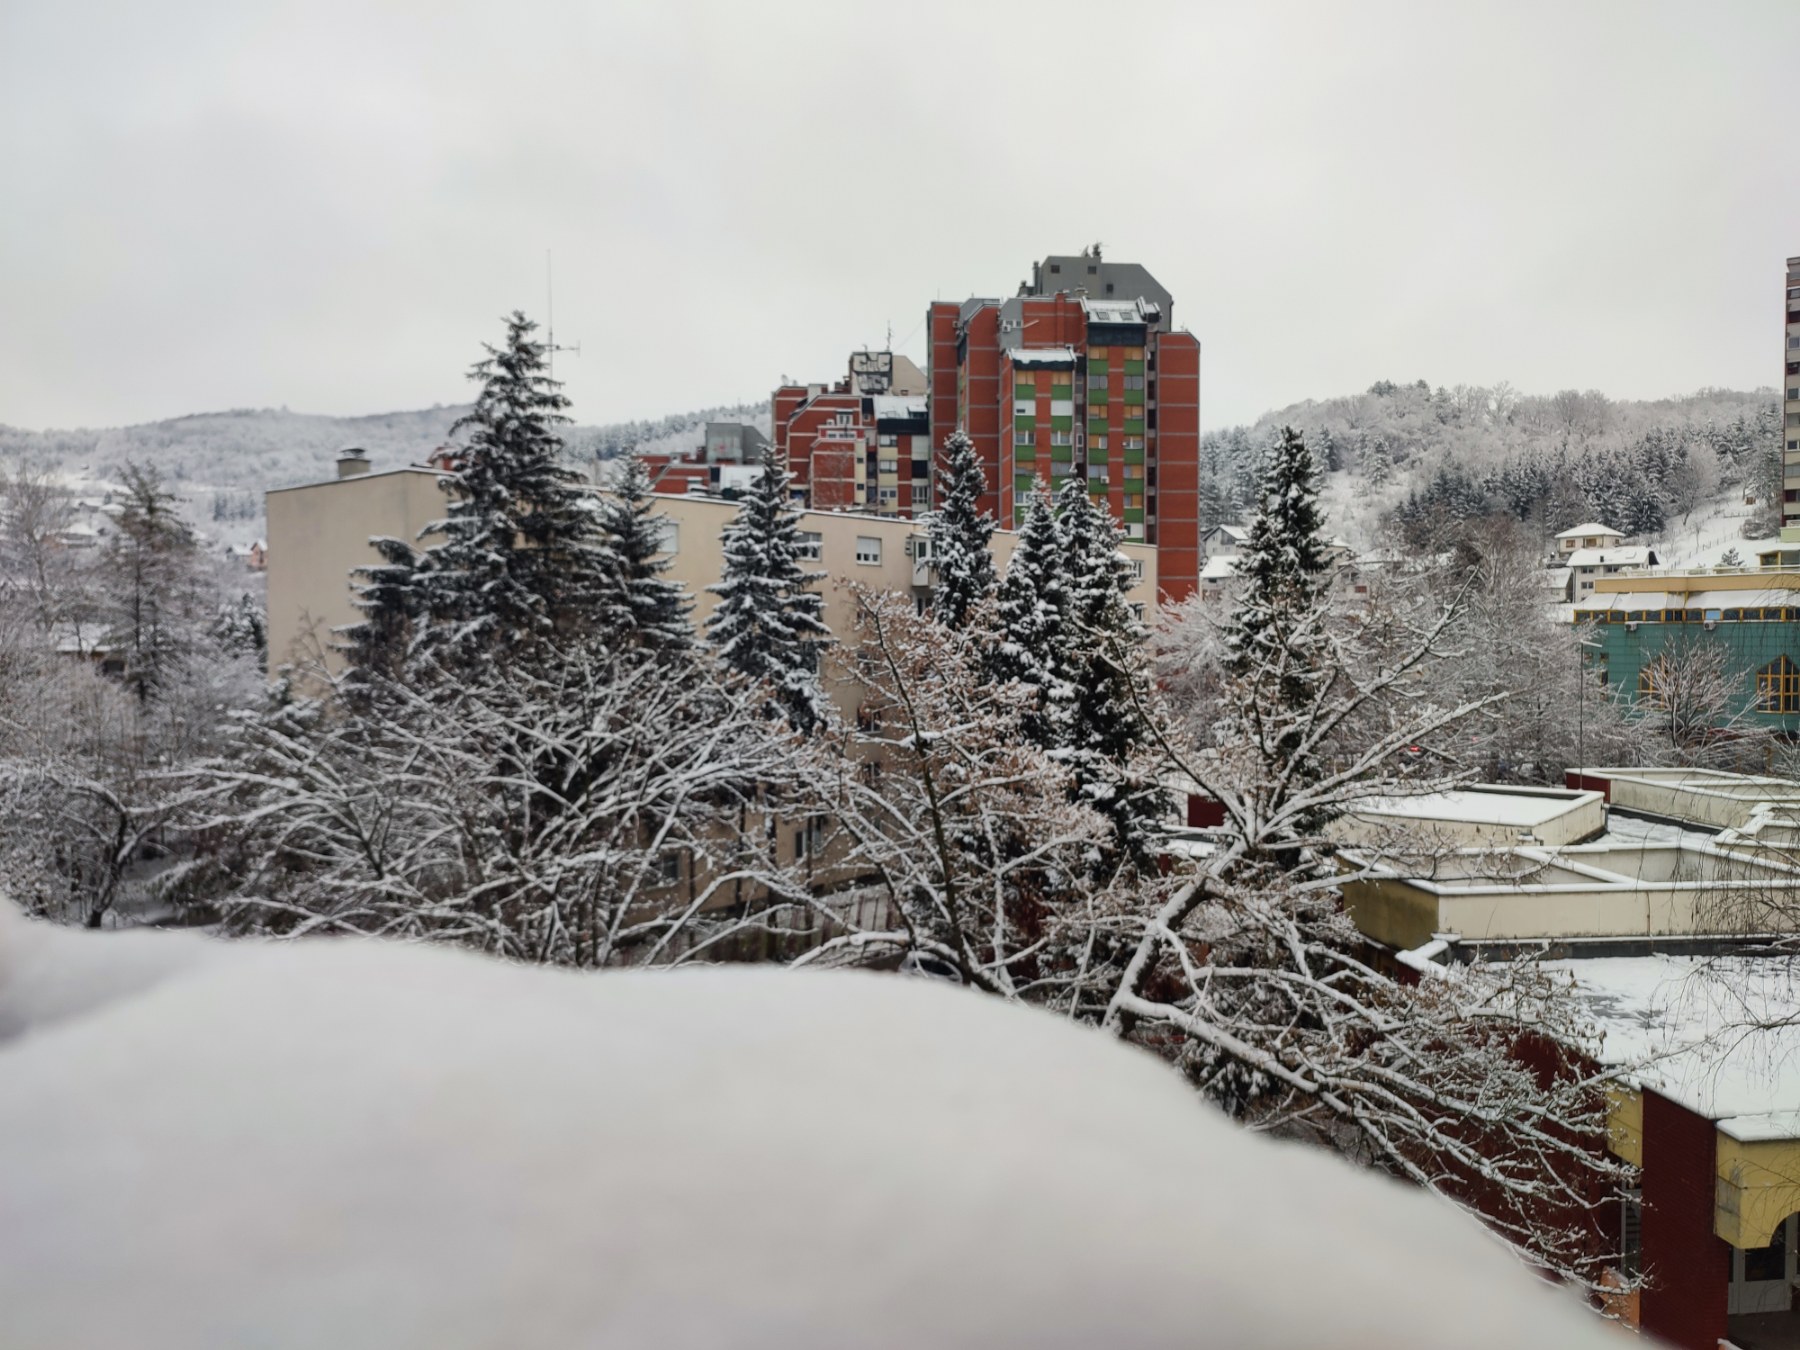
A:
<box><xmin>2</xmin><ymin>0</ymin><xmax>1795</xmax><ymax>433</ymax></box>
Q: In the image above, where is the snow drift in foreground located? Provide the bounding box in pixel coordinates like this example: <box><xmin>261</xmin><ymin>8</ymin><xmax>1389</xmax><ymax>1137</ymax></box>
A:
<box><xmin>0</xmin><ymin>907</ymin><xmax>1623</xmax><ymax>1349</ymax></box>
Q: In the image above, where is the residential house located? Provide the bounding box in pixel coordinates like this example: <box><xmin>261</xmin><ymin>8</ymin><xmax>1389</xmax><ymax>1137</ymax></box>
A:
<box><xmin>1567</xmin><ymin>545</ymin><xmax>1657</xmax><ymax>597</ymax></box>
<box><xmin>1555</xmin><ymin>522</ymin><xmax>1626</xmax><ymax>558</ymax></box>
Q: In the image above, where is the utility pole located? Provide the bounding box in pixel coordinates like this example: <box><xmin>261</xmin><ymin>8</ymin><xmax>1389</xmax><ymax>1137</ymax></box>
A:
<box><xmin>544</xmin><ymin>249</ymin><xmax>581</xmax><ymax>381</ymax></box>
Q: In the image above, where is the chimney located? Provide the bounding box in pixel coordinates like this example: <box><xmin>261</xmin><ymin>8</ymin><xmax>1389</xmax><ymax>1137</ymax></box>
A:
<box><xmin>336</xmin><ymin>448</ymin><xmax>371</xmax><ymax>479</ymax></box>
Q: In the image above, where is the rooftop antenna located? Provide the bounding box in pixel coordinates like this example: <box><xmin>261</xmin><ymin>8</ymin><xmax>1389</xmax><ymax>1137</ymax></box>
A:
<box><xmin>885</xmin><ymin>320</ymin><xmax>892</xmax><ymax>352</ymax></box>
<box><xmin>545</xmin><ymin>249</ymin><xmax>581</xmax><ymax>380</ymax></box>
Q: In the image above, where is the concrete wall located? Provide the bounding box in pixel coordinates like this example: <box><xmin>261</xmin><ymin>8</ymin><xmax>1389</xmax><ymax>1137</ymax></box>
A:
<box><xmin>265</xmin><ymin>473</ymin><xmax>1158</xmax><ymax>710</ymax></box>
<box><xmin>265</xmin><ymin>467</ymin><xmax>445</xmax><ymax>669</ymax></box>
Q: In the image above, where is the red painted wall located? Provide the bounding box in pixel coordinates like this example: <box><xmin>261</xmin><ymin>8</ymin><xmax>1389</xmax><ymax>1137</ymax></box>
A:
<box><xmin>1639</xmin><ymin>1089</ymin><xmax>1729</xmax><ymax>1350</ymax></box>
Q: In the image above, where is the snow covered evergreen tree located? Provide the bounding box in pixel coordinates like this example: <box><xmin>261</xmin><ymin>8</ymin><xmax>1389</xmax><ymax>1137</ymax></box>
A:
<box><xmin>1225</xmin><ymin>427</ymin><xmax>1332</xmax><ymax>708</ymax></box>
<box><xmin>103</xmin><ymin>464</ymin><xmax>204</xmax><ymax>705</ymax></box>
<box><xmin>1054</xmin><ymin>478</ymin><xmax>1168</xmax><ymax>860</ymax></box>
<box><xmin>992</xmin><ymin>486</ymin><xmax>1072</xmax><ymax>749</ymax></box>
<box><xmin>412</xmin><ymin>312</ymin><xmax>621</xmax><ymax>669</ymax></box>
<box><xmin>927</xmin><ymin>430</ymin><xmax>995</xmax><ymax>629</ymax></box>
<box><xmin>598</xmin><ymin>454</ymin><xmax>693</xmax><ymax>653</ymax></box>
<box><xmin>705</xmin><ymin>448</ymin><xmax>830</xmax><ymax>732</ymax></box>
<box><xmin>340</xmin><ymin>536</ymin><xmax>421</xmax><ymax>680</ymax></box>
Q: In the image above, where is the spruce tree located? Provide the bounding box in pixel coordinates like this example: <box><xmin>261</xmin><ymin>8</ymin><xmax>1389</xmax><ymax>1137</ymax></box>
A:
<box><xmin>1223</xmin><ymin>426</ymin><xmax>1336</xmax><ymax>834</ymax></box>
<box><xmin>992</xmin><ymin>486</ymin><xmax>1072</xmax><ymax>748</ymax></box>
<box><xmin>599</xmin><ymin>454</ymin><xmax>693</xmax><ymax>653</ymax></box>
<box><xmin>705</xmin><ymin>448</ymin><xmax>830</xmax><ymax>732</ymax></box>
<box><xmin>341</xmin><ymin>536</ymin><xmax>421</xmax><ymax>679</ymax></box>
<box><xmin>104</xmin><ymin>463</ymin><xmax>202</xmax><ymax>704</ymax></box>
<box><xmin>414</xmin><ymin>311</ymin><xmax>620</xmax><ymax>668</ymax></box>
<box><xmin>1054</xmin><ymin>478</ymin><xmax>1167</xmax><ymax>859</ymax></box>
<box><xmin>927</xmin><ymin>430</ymin><xmax>996</xmax><ymax>629</ymax></box>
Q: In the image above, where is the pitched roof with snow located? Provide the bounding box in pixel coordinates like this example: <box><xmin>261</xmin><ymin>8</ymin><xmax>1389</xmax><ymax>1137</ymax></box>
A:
<box><xmin>1199</xmin><ymin>556</ymin><xmax>1240</xmax><ymax>581</ymax></box>
<box><xmin>1555</xmin><ymin>522</ymin><xmax>1624</xmax><ymax>540</ymax></box>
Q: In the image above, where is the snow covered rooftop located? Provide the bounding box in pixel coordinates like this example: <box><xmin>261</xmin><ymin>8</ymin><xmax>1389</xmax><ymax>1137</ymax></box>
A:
<box><xmin>1566</xmin><ymin>546</ymin><xmax>1657</xmax><ymax>568</ymax></box>
<box><xmin>1078</xmin><ymin>297</ymin><xmax>1157</xmax><ymax>325</ymax></box>
<box><xmin>869</xmin><ymin>395</ymin><xmax>927</xmax><ymax>422</ymax></box>
<box><xmin>1007</xmin><ymin>345</ymin><xmax>1077</xmax><ymax>368</ymax></box>
<box><xmin>1346</xmin><ymin>787</ymin><xmax>1600</xmax><ymax>831</ymax></box>
<box><xmin>0</xmin><ymin>909</ymin><xmax>1619</xmax><ymax>1348</ymax></box>
<box><xmin>1556</xmin><ymin>522</ymin><xmax>1624</xmax><ymax>540</ymax></box>
<box><xmin>1574</xmin><ymin>587</ymin><xmax>1799</xmax><ymax>612</ymax></box>
<box><xmin>1199</xmin><ymin>556</ymin><xmax>1240</xmax><ymax>581</ymax></box>
<box><xmin>1550</xmin><ymin>955</ymin><xmax>1800</xmax><ymax>1138</ymax></box>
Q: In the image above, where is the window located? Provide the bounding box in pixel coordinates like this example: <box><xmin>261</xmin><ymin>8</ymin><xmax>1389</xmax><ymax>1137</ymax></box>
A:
<box><xmin>657</xmin><ymin>519</ymin><xmax>680</xmax><ymax>554</ymax></box>
<box><xmin>1129</xmin><ymin>558</ymin><xmax>1145</xmax><ymax>580</ymax></box>
<box><xmin>1050</xmin><ymin>430</ymin><xmax>1072</xmax><ymax>447</ymax></box>
<box><xmin>797</xmin><ymin>530</ymin><xmax>822</xmax><ymax>560</ymax></box>
<box><xmin>1130</xmin><ymin>602</ymin><xmax>1145</xmax><ymax>621</ymax></box>
<box><xmin>1089</xmin><ymin>405</ymin><xmax>1110</xmax><ymax>421</ymax></box>
<box><xmin>1122</xmin><ymin>460</ymin><xmax>1143</xmax><ymax>479</ymax></box>
<box><xmin>1122</xmin><ymin>374</ymin><xmax>1145</xmax><ymax>391</ymax></box>
<box><xmin>1090</xmin><ymin>434</ymin><xmax>1108</xmax><ymax>451</ymax></box>
<box><xmin>1759</xmin><ymin>656</ymin><xmax>1800</xmax><ymax>712</ymax></box>
<box><xmin>1051</xmin><ymin>370</ymin><xmax>1072</xmax><ymax>387</ymax></box>
<box><xmin>1086</xmin><ymin>463</ymin><xmax>1108</xmax><ymax>480</ymax></box>
<box><xmin>878</xmin><ymin>433</ymin><xmax>898</xmax><ymax>448</ymax></box>
<box><xmin>878</xmin><ymin>487</ymin><xmax>898</xmax><ymax>506</ymax></box>
<box><xmin>794</xmin><ymin>817</ymin><xmax>828</xmax><ymax>859</ymax></box>
<box><xmin>1124</xmin><ymin>492</ymin><xmax>1142</xmax><ymax>509</ymax></box>
<box><xmin>911</xmin><ymin>483</ymin><xmax>929</xmax><ymax>508</ymax></box>
<box><xmin>1125</xmin><ymin>522</ymin><xmax>1145</xmax><ymax>540</ymax></box>
<box><xmin>1087</xmin><ymin>373</ymin><xmax>1108</xmax><ymax>393</ymax></box>
<box><xmin>855</xmin><ymin>536</ymin><xmax>882</xmax><ymax>565</ymax></box>
<box><xmin>1122</xmin><ymin>435</ymin><xmax>1145</xmax><ymax>450</ymax></box>
<box><xmin>878</xmin><ymin>459</ymin><xmax>898</xmax><ymax>475</ymax></box>
<box><xmin>1637</xmin><ymin>661</ymin><xmax>1670</xmax><ymax>709</ymax></box>
<box><xmin>658</xmin><ymin>852</ymin><xmax>683</xmax><ymax>885</ymax></box>
<box><xmin>1015</xmin><ymin>427</ymin><xmax>1034</xmax><ymax>446</ymax></box>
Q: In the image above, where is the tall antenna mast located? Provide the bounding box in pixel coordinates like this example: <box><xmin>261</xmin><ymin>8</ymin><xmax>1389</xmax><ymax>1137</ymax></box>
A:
<box><xmin>544</xmin><ymin>248</ymin><xmax>581</xmax><ymax>380</ymax></box>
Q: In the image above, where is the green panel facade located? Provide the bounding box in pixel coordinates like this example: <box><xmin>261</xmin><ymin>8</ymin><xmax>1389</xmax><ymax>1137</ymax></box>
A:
<box><xmin>1582</xmin><ymin>614</ymin><xmax>1800</xmax><ymax>732</ymax></box>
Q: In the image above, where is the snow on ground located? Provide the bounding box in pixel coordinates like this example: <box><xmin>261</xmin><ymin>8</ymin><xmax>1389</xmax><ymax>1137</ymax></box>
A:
<box><xmin>1645</xmin><ymin>490</ymin><xmax>1776</xmax><ymax>570</ymax></box>
<box><xmin>0</xmin><ymin>906</ymin><xmax>1619</xmax><ymax>1349</ymax></box>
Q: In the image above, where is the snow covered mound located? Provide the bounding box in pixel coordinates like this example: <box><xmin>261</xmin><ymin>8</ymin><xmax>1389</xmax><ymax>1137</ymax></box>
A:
<box><xmin>0</xmin><ymin>908</ymin><xmax>1623</xmax><ymax>1349</ymax></box>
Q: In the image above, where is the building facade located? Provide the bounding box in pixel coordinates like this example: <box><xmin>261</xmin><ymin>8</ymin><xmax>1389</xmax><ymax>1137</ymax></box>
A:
<box><xmin>1785</xmin><ymin>254</ymin><xmax>1800</xmax><ymax>533</ymax></box>
<box><xmin>926</xmin><ymin>249</ymin><xmax>1203</xmax><ymax>600</ymax></box>
<box><xmin>771</xmin><ymin>352</ymin><xmax>932</xmax><ymax>517</ymax></box>
<box><xmin>263</xmin><ymin>462</ymin><xmax>1157</xmax><ymax>715</ymax></box>
<box><xmin>1573</xmin><ymin>570</ymin><xmax>1800</xmax><ymax>734</ymax></box>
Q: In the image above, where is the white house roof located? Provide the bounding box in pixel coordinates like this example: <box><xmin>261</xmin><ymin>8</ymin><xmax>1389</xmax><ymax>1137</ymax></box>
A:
<box><xmin>1555</xmin><ymin>522</ymin><xmax>1624</xmax><ymax>540</ymax></box>
<box><xmin>1006</xmin><ymin>346</ymin><xmax>1077</xmax><ymax>368</ymax></box>
<box><xmin>1205</xmin><ymin>524</ymin><xmax>1250</xmax><ymax>541</ymax></box>
<box><xmin>1199</xmin><ymin>556</ymin><xmax>1240</xmax><ymax>582</ymax></box>
<box><xmin>1566</xmin><ymin>546</ymin><xmax>1657</xmax><ymax>568</ymax></box>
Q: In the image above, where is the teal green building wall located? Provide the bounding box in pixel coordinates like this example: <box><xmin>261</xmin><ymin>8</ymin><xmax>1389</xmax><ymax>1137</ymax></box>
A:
<box><xmin>1582</xmin><ymin>613</ymin><xmax>1800</xmax><ymax>732</ymax></box>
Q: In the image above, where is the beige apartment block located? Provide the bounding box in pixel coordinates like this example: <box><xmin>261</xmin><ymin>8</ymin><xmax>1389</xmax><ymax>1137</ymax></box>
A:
<box><xmin>264</xmin><ymin>464</ymin><xmax>1159</xmax><ymax>707</ymax></box>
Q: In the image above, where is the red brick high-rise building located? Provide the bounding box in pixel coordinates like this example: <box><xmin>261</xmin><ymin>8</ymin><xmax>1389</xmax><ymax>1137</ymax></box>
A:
<box><xmin>927</xmin><ymin>248</ymin><xmax>1201</xmax><ymax>600</ymax></box>
<box><xmin>772</xmin><ymin>351</ymin><xmax>933</xmax><ymax>517</ymax></box>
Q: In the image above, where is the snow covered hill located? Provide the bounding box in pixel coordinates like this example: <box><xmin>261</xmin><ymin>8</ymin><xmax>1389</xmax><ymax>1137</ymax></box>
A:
<box><xmin>0</xmin><ymin>908</ymin><xmax>1621</xmax><ymax>1349</ymax></box>
<box><xmin>0</xmin><ymin>402</ymin><xmax>768</xmax><ymax>550</ymax></box>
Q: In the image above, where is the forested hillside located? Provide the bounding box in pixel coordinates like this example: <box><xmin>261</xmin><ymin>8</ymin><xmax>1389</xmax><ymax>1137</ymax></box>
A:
<box><xmin>0</xmin><ymin>401</ymin><xmax>767</xmax><ymax>546</ymax></box>
<box><xmin>1201</xmin><ymin>382</ymin><xmax>1781</xmax><ymax>552</ymax></box>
